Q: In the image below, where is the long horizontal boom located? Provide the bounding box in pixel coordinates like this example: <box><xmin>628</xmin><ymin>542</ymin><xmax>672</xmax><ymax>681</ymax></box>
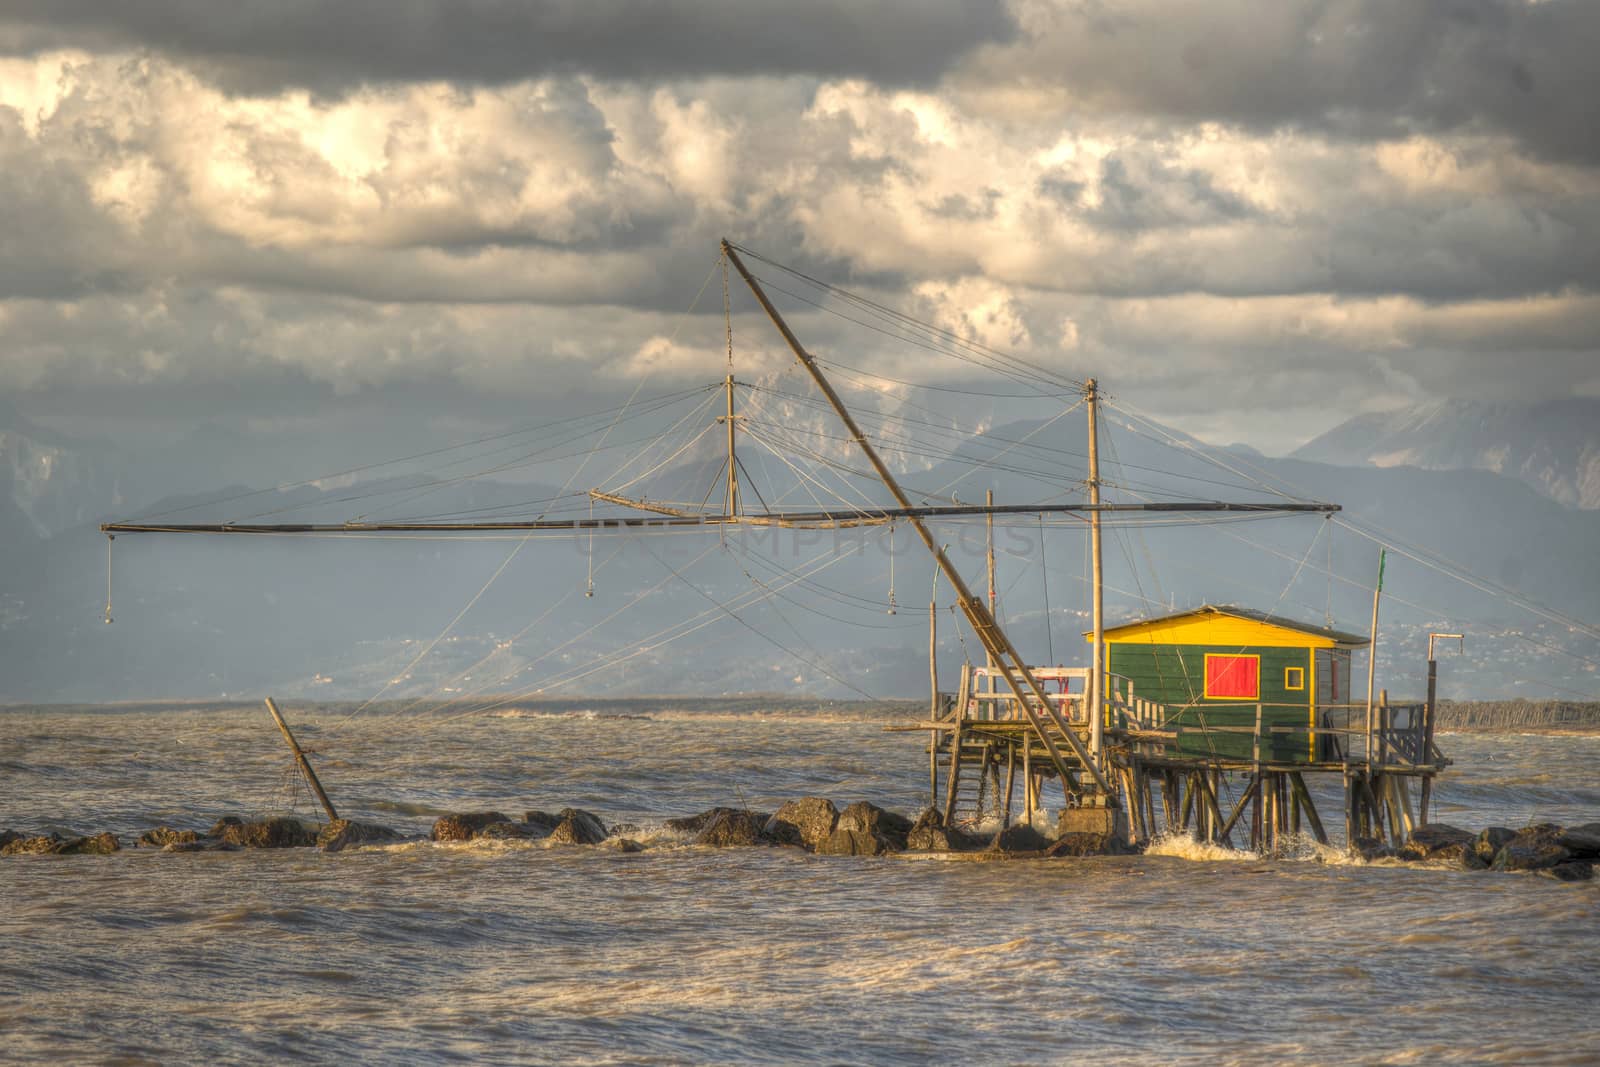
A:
<box><xmin>101</xmin><ymin>500</ymin><xmax>1339</xmax><ymax>535</ymax></box>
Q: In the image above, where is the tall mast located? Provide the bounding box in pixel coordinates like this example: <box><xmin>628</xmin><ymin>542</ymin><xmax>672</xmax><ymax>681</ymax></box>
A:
<box><xmin>723</xmin><ymin>239</ymin><xmax>1111</xmax><ymax>796</ymax></box>
<box><xmin>723</xmin><ymin>374</ymin><xmax>739</xmax><ymax>516</ymax></box>
<box><xmin>1086</xmin><ymin>378</ymin><xmax>1104</xmax><ymax>763</ymax></box>
<box><xmin>986</xmin><ymin>488</ymin><xmax>996</xmax><ymax>675</ymax></box>
<box><xmin>721</xmin><ymin>254</ymin><xmax>739</xmax><ymax>516</ymax></box>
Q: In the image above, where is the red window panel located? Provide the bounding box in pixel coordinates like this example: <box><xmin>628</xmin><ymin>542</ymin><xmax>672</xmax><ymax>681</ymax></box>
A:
<box><xmin>1204</xmin><ymin>654</ymin><xmax>1260</xmax><ymax>699</ymax></box>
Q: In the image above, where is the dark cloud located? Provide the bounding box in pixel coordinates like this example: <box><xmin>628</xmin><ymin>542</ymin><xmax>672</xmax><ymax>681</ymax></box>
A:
<box><xmin>973</xmin><ymin>0</ymin><xmax>1600</xmax><ymax>165</ymax></box>
<box><xmin>1084</xmin><ymin>150</ymin><xmax>1256</xmax><ymax>232</ymax></box>
<box><xmin>0</xmin><ymin>0</ymin><xmax>1015</xmax><ymax>94</ymax></box>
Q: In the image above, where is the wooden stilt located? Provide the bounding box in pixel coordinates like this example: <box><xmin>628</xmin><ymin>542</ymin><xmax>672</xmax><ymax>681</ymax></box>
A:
<box><xmin>1359</xmin><ymin>774</ymin><xmax>1384</xmax><ymax>842</ymax></box>
<box><xmin>943</xmin><ymin>725</ymin><xmax>964</xmax><ymax>825</ymax></box>
<box><xmin>1289</xmin><ymin>772</ymin><xmax>1329</xmax><ymax>846</ymax></box>
<box><xmin>1342</xmin><ymin>771</ymin><xmax>1355</xmax><ymax>848</ymax></box>
<box><xmin>1161</xmin><ymin>771</ymin><xmax>1178</xmax><ymax>835</ymax></box>
<box><xmin>1394</xmin><ymin>775</ymin><xmax>1416</xmax><ymax>839</ymax></box>
<box><xmin>1002</xmin><ymin>748</ymin><xmax>1017</xmax><ymax>828</ymax></box>
<box><xmin>1120</xmin><ymin>766</ymin><xmax>1143</xmax><ymax>844</ymax></box>
<box><xmin>1143</xmin><ymin>765</ymin><xmax>1160</xmax><ymax>841</ymax></box>
<box><xmin>1250</xmin><ymin>771</ymin><xmax>1264</xmax><ymax>850</ymax></box>
<box><xmin>1022</xmin><ymin>742</ymin><xmax>1033</xmax><ymax>827</ymax></box>
<box><xmin>1290</xmin><ymin>775</ymin><xmax>1302</xmax><ymax>837</ymax></box>
<box><xmin>1218</xmin><ymin>774</ymin><xmax>1261</xmax><ymax>843</ymax></box>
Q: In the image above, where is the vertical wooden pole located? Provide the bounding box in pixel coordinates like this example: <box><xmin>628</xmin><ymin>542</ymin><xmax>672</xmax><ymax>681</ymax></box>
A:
<box><xmin>1002</xmin><ymin>749</ymin><xmax>1017</xmax><ymax>828</ymax></box>
<box><xmin>1181</xmin><ymin>773</ymin><xmax>1196</xmax><ymax>836</ymax></box>
<box><xmin>1022</xmin><ymin>739</ymin><xmax>1033</xmax><ymax>827</ymax></box>
<box><xmin>1394</xmin><ymin>775</ymin><xmax>1415</xmax><ymax>840</ymax></box>
<box><xmin>943</xmin><ymin>724</ymin><xmax>964</xmax><ymax>825</ymax></box>
<box><xmin>928</xmin><ymin>563</ymin><xmax>941</xmax><ymax>810</ymax></box>
<box><xmin>1365</xmin><ymin>549</ymin><xmax>1386</xmax><ymax>767</ymax></box>
<box><xmin>1343</xmin><ymin>771</ymin><xmax>1355</xmax><ymax>850</ymax></box>
<box><xmin>264</xmin><ymin>697</ymin><xmax>338</xmax><ymax>824</ymax></box>
<box><xmin>986</xmin><ymin>488</ymin><xmax>996</xmax><ymax>677</ymax></box>
<box><xmin>724</xmin><ymin>374</ymin><xmax>739</xmax><ymax>516</ymax></box>
<box><xmin>1086</xmin><ymin>380</ymin><xmax>1105</xmax><ymax>767</ymax></box>
<box><xmin>1146</xmin><ymin>770</ymin><xmax>1159</xmax><ymax>840</ymax></box>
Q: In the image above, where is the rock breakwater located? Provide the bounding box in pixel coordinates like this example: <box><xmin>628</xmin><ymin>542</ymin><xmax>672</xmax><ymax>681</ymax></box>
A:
<box><xmin>2</xmin><ymin>804</ymin><xmax>1595</xmax><ymax>879</ymax></box>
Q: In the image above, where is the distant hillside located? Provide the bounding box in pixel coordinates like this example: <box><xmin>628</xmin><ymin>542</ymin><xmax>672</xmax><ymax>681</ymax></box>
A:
<box><xmin>1293</xmin><ymin>398</ymin><xmax>1600</xmax><ymax>510</ymax></box>
<box><xmin>4</xmin><ymin>399</ymin><xmax>1598</xmax><ymax>704</ymax></box>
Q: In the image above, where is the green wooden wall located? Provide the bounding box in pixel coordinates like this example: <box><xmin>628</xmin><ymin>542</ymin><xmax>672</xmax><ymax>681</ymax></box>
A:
<box><xmin>1109</xmin><ymin>643</ymin><xmax>1317</xmax><ymax>762</ymax></box>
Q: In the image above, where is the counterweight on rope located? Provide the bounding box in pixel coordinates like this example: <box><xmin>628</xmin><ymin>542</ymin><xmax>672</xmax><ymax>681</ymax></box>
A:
<box><xmin>103</xmin><ymin>534</ymin><xmax>114</xmax><ymax>624</ymax></box>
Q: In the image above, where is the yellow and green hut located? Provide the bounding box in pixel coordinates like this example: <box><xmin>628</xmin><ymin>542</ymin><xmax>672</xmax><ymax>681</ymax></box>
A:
<box><xmin>1090</xmin><ymin>605</ymin><xmax>1369</xmax><ymax>762</ymax></box>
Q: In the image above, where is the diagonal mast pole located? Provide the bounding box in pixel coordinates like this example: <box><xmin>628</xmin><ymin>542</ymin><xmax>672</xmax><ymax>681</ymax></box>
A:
<box><xmin>723</xmin><ymin>239</ymin><xmax>1111</xmax><ymax>797</ymax></box>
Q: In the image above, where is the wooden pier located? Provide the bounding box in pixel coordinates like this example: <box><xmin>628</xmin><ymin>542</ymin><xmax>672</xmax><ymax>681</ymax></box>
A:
<box><xmin>896</xmin><ymin>663</ymin><xmax>1450</xmax><ymax>855</ymax></box>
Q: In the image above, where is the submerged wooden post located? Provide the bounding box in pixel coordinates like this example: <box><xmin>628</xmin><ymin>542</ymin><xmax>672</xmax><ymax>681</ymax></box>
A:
<box><xmin>1002</xmin><ymin>749</ymin><xmax>1017</xmax><ymax>828</ymax></box>
<box><xmin>265</xmin><ymin>697</ymin><xmax>339</xmax><ymax>824</ymax></box>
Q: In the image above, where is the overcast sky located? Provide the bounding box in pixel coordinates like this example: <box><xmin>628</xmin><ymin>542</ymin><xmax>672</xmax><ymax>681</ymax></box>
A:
<box><xmin>2</xmin><ymin>0</ymin><xmax>1597</xmax><ymax>454</ymax></box>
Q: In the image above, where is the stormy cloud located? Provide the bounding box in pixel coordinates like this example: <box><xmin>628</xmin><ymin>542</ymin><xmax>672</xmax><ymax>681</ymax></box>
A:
<box><xmin>0</xmin><ymin>0</ymin><xmax>1596</xmax><ymax>453</ymax></box>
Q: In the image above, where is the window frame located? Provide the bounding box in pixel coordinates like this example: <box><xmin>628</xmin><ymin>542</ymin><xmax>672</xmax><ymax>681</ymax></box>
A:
<box><xmin>1202</xmin><ymin>652</ymin><xmax>1261</xmax><ymax>701</ymax></box>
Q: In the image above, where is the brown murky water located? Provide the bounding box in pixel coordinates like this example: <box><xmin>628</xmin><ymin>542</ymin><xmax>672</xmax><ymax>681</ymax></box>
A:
<box><xmin>2</xmin><ymin>703</ymin><xmax>1596</xmax><ymax>1064</ymax></box>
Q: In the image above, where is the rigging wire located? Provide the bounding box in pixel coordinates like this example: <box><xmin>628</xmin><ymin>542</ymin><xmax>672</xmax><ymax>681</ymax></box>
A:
<box><xmin>124</xmin><ymin>384</ymin><xmax>716</xmax><ymax>524</ymax></box>
<box><xmin>731</xmin><ymin>243</ymin><xmax>1085</xmax><ymax>392</ymax></box>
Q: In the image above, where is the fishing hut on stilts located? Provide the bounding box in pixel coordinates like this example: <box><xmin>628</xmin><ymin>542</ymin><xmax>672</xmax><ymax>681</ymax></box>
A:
<box><xmin>99</xmin><ymin>238</ymin><xmax>1450</xmax><ymax>855</ymax></box>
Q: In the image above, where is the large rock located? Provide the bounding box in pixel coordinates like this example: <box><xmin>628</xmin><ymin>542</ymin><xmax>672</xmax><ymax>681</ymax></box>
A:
<box><xmin>3</xmin><ymin>834</ymin><xmax>63</xmax><ymax>856</ymax></box>
<box><xmin>1473</xmin><ymin>826</ymin><xmax>1518</xmax><ymax>865</ymax></box>
<box><xmin>138</xmin><ymin>827</ymin><xmax>199</xmax><ymax>848</ymax></box>
<box><xmin>209</xmin><ymin>816</ymin><xmax>245</xmax><ymax>837</ymax></box>
<box><xmin>220</xmin><ymin>817</ymin><xmax>315</xmax><ymax>849</ymax></box>
<box><xmin>59</xmin><ymin>832</ymin><xmax>121</xmax><ymax>855</ymax></box>
<box><xmin>816</xmin><ymin>827</ymin><xmax>897</xmax><ymax>856</ymax></box>
<box><xmin>989</xmin><ymin>823</ymin><xmax>1053</xmax><ymax>854</ymax></box>
<box><xmin>1048</xmin><ymin>831</ymin><xmax>1126</xmax><ymax>857</ymax></box>
<box><xmin>3</xmin><ymin>832</ymin><xmax>120</xmax><ymax>855</ymax></box>
<box><xmin>1400</xmin><ymin>823</ymin><xmax>1475</xmax><ymax>862</ymax></box>
<box><xmin>1539</xmin><ymin>861</ymin><xmax>1595</xmax><ymax>883</ymax></box>
<box><xmin>523</xmin><ymin>810</ymin><xmax>563</xmax><ymax>833</ymax></box>
<box><xmin>1492</xmin><ymin>826</ymin><xmax>1571</xmax><ymax>872</ymax></box>
<box><xmin>431</xmin><ymin>811</ymin><xmax>511</xmax><ymax>843</ymax></box>
<box><xmin>816</xmin><ymin>801</ymin><xmax>913</xmax><ymax>856</ymax></box>
<box><xmin>904</xmin><ymin>808</ymin><xmax>977</xmax><ymax>852</ymax></box>
<box><xmin>836</xmin><ymin>802</ymin><xmax>912</xmax><ymax>847</ymax></box>
<box><xmin>1555</xmin><ymin>823</ymin><xmax>1600</xmax><ymax>858</ymax></box>
<box><xmin>1351</xmin><ymin>836</ymin><xmax>1394</xmax><ymax>862</ymax></box>
<box><xmin>665</xmin><ymin>807</ymin><xmax>746</xmax><ymax>835</ymax></box>
<box><xmin>547</xmin><ymin>808</ymin><xmax>608</xmax><ymax>845</ymax></box>
<box><xmin>317</xmin><ymin>819</ymin><xmax>405</xmax><ymax>853</ymax></box>
<box><xmin>695</xmin><ymin>809</ymin><xmax>772</xmax><ymax>848</ymax></box>
<box><xmin>764</xmin><ymin>798</ymin><xmax>838</xmax><ymax>850</ymax></box>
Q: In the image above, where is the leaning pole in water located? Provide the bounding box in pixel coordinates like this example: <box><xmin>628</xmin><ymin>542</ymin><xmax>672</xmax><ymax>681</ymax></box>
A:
<box><xmin>265</xmin><ymin>697</ymin><xmax>340</xmax><ymax>824</ymax></box>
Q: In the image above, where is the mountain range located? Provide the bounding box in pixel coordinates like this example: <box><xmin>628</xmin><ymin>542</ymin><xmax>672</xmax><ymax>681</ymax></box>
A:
<box><xmin>2</xmin><ymin>393</ymin><xmax>1597</xmax><ymax>706</ymax></box>
<box><xmin>1295</xmin><ymin>397</ymin><xmax>1600</xmax><ymax>511</ymax></box>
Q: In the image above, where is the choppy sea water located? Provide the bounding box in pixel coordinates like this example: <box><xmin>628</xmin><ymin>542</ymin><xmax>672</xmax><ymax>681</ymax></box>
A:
<box><xmin>2</xmin><ymin>701</ymin><xmax>1597</xmax><ymax>1066</ymax></box>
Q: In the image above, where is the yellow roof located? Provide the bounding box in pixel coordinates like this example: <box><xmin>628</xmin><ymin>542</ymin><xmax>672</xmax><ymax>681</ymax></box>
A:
<box><xmin>1085</xmin><ymin>605</ymin><xmax>1368</xmax><ymax>649</ymax></box>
